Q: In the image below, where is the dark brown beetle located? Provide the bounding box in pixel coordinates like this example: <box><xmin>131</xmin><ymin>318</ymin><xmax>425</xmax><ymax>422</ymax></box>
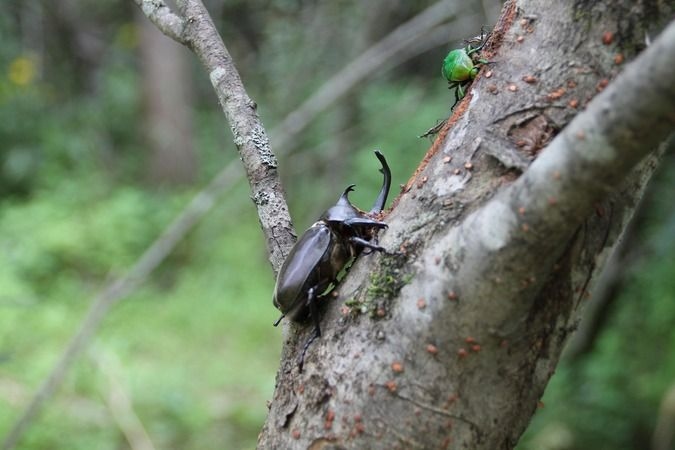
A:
<box><xmin>273</xmin><ymin>150</ymin><xmax>391</xmax><ymax>370</ymax></box>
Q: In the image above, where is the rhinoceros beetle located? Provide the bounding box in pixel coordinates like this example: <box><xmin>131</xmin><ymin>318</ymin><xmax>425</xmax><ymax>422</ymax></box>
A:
<box><xmin>273</xmin><ymin>150</ymin><xmax>391</xmax><ymax>371</ymax></box>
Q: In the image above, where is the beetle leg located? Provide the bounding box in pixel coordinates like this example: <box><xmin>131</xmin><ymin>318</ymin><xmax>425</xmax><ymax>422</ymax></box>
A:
<box><xmin>349</xmin><ymin>236</ymin><xmax>386</xmax><ymax>253</ymax></box>
<box><xmin>360</xmin><ymin>234</ymin><xmax>382</xmax><ymax>255</ymax></box>
<box><xmin>419</xmin><ymin>119</ymin><xmax>448</xmax><ymax>138</ymax></box>
<box><xmin>298</xmin><ymin>287</ymin><xmax>322</xmax><ymax>372</ymax></box>
<box><xmin>466</xmin><ymin>29</ymin><xmax>491</xmax><ymax>56</ymax></box>
<box><xmin>451</xmin><ymin>84</ymin><xmax>462</xmax><ymax>110</ymax></box>
<box><xmin>298</xmin><ymin>327</ymin><xmax>320</xmax><ymax>373</ymax></box>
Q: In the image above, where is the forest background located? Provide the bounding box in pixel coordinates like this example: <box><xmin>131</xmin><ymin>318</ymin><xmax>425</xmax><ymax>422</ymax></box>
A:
<box><xmin>0</xmin><ymin>1</ymin><xmax>673</xmax><ymax>449</ymax></box>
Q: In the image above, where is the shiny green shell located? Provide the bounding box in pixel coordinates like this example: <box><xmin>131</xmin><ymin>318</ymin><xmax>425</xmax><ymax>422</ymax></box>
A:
<box><xmin>441</xmin><ymin>49</ymin><xmax>478</xmax><ymax>82</ymax></box>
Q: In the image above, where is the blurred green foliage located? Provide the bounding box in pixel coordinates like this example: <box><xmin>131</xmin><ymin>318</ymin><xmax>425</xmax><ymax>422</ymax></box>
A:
<box><xmin>0</xmin><ymin>1</ymin><xmax>673</xmax><ymax>449</ymax></box>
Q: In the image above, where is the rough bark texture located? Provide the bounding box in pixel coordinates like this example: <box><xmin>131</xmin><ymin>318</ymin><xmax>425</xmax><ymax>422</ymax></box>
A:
<box><xmin>260</xmin><ymin>1</ymin><xmax>674</xmax><ymax>449</ymax></box>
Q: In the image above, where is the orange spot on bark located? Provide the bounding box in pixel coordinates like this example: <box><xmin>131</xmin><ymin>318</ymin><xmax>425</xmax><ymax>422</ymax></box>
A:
<box><xmin>602</xmin><ymin>31</ymin><xmax>614</xmax><ymax>45</ymax></box>
<box><xmin>547</xmin><ymin>87</ymin><xmax>566</xmax><ymax>101</ymax></box>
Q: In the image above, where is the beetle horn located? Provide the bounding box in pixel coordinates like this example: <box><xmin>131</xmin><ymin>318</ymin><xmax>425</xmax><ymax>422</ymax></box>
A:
<box><xmin>370</xmin><ymin>150</ymin><xmax>391</xmax><ymax>213</ymax></box>
<box><xmin>337</xmin><ymin>184</ymin><xmax>356</xmax><ymax>206</ymax></box>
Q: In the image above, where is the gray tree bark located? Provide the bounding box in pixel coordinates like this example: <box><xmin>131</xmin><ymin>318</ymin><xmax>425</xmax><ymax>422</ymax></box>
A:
<box><xmin>259</xmin><ymin>1</ymin><xmax>675</xmax><ymax>449</ymax></box>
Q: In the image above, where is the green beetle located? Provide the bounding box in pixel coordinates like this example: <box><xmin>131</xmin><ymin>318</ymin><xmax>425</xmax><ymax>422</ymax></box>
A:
<box><xmin>442</xmin><ymin>30</ymin><xmax>490</xmax><ymax>109</ymax></box>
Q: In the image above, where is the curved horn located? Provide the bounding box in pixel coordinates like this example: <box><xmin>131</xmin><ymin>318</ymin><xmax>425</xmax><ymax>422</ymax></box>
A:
<box><xmin>370</xmin><ymin>150</ymin><xmax>391</xmax><ymax>213</ymax></box>
<box><xmin>337</xmin><ymin>184</ymin><xmax>356</xmax><ymax>206</ymax></box>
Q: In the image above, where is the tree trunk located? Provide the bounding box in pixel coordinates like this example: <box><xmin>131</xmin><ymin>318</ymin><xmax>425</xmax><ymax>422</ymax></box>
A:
<box><xmin>138</xmin><ymin>8</ymin><xmax>197</xmax><ymax>185</ymax></box>
<box><xmin>259</xmin><ymin>1</ymin><xmax>674</xmax><ymax>449</ymax></box>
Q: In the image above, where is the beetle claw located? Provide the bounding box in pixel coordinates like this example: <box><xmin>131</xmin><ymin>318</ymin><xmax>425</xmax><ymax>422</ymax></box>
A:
<box><xmin>273</xmin><ymin>314</ymin><xmax>285</xmax><ymax>327</ymax></box>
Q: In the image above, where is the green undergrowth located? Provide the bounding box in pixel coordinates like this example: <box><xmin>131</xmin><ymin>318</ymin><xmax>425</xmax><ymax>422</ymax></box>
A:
<box><xmin>0</xmin><ymin>181</ymin><xmax>280</xmax><ymax>450</ymax></box>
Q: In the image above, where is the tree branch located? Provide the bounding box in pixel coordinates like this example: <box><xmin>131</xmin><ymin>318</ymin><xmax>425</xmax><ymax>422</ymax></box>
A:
<box><xmin>135</xmin><ymin>0</ymin><xmax>295</xmax><ymax>272</ymax></box>
<box><xmin>91</xmin><ymin>349</ymin><xmax>157</xmax><ymax>450</ymax></box>
<box><xmin>455</xmin><ymin>19</ymin><xmax>675</xmax><ymax>326</ymax></box>
<box><xmin>133</xmin><ymin>0</ymin><xmax>185</xmax><ymax>44</ymax></box>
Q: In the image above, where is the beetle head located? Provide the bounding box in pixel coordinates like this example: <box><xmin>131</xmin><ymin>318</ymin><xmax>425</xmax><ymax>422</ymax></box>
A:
<box><xmin>321</xmin><ymin>184</ymin><xmax>361</xmax><ymax>223</ymax></box>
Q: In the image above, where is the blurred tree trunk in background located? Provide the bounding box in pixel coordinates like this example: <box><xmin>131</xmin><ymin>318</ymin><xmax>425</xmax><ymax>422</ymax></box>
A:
<box><xmin>325</xmin><ymin>97</ymin><xmax>358</xmax><ymax>188</ymax></box>
<box><xmin>323</xmin><ymin>0</ymin><xmax>415</xmax><ymax>188</ymax></box>
<box><xmin>480</xmin><ymin>0</ymin><xmax>503</xmax><ymax>24</ymax></box>
<box><xmin>43</xmin><ymin>0</ymin><xmax>109</xmax><ymax>94</ymax></box>
<box><xmin>137</xmin><ymin>10</ymin><xmax>196</xmax><ymax>185</ymax></box>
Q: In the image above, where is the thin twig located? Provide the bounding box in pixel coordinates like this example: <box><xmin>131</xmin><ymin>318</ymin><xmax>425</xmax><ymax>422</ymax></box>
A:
<box><xmin>91</xmin><ymin>349</ymin><xmax>156</xmax><ymax>450</ymax></box>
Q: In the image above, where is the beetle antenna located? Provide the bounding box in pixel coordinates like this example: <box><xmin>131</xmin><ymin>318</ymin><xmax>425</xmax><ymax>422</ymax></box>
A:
<box><xmin>371</xmin><ymin>150</ymin><xmax>391</xmax><ymax>213</ymax></box>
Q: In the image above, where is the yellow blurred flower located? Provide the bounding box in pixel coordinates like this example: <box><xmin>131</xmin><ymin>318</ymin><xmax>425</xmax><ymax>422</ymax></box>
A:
<box><xmin>116</xmin><ymin>23</ymin><xmax>138</xmax><ymax>49</ymax></box>
<box><xmin>8</xmin><ymin>56</ymin><xmax>37</xmax><ymax>86</ymax></box>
